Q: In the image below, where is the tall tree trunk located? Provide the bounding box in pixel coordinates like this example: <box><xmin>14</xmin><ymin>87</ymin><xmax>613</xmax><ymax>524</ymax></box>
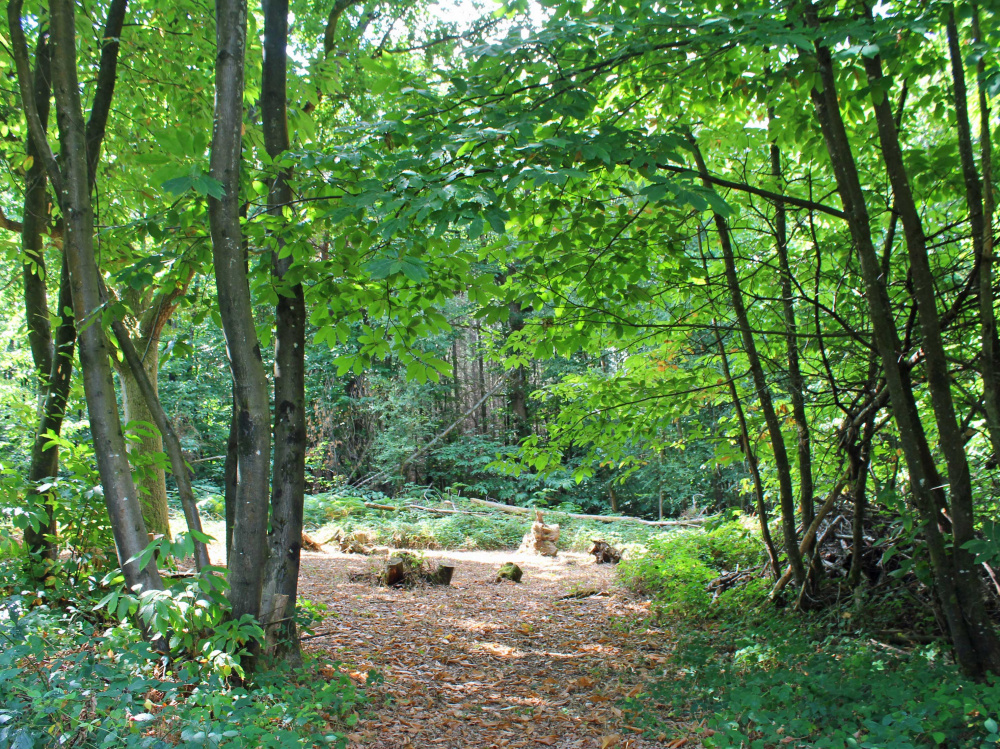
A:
<box><xmin>947</xmin><ymin>6</ymin><xmax>1000</xmax><ymax>458</ymax></box>
<box><xmin>806</xmin><ymin>6</ymin><xmax>1000</xmax><ymax>676</ymax></box>
<box><xmin>691</xmin><ymin>138</ymin><xmax>804</xmax><ymax>586</ymax></box>
<box><xmin>120</xmin><ymin>344</ymin><xmax>170</xmax><ymax>537</ymax></box>
<box><xmin>863</xmin><ymin>35</ymin><xmax>1000</xmax><ymax>674</ymax></box>
<box><xmin>716</xmin><ymin>328</ymin><xmax>781</xmax><ymax>578</ymax></box>
<box><xmin>21</xmin><ymin>31</ymin><xmax>59</xmax><ymax>567</ymax></box>
<box><xmin>22</xmin><ymin>32</ymin><xmax>52</xmax><ymax>408</ymax></box>
<box><xmin>107</xmin><ymin>312</ymin><xmax>211</xmax><ymax>571</ymax></box>
<box><xmin>10</xmin><ymin>0</ymin><xmax>163</xmax><ymax>594</ymax></box>
<box><xmin>770</xmin><ymin>137</ymin><xmax>814</xmax><ymax>530</ymax></box>
<box><xmin>260</xmin><ymin>0</ymin><xmax>306</xmax><ymax>662</ymax></box>
<box><xmin>24</xmin><ymin>258</ymin><xmax>75</xmax><ymax>567</ymax></box>
<box><xmin>973</xmin><ymin>4</ymin><xmax>999</xmax><ymax>456</ymax></box>
<box><xmin>210</xmin><ymin>0</ymin><xmax>272</xmax><ymax>631</ymax></box>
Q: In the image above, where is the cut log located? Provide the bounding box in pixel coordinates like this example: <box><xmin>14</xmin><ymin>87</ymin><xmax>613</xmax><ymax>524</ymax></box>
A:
<box><xmin>589</xmin><ymin>539</ymin><xmax>622</xmax><ymax>564</ymax></box>
<box><xmin>301</xmin><ymin>531</ymin><xmax>322</xmax><ymax>551</ymax></box>
<box><xmin>468</xmin><ymin>497</ymin><xmax>705</xmax><ymax>527</ymax></box>
<box><xmin>386</xmin><ymin>557</ymin><xmax>406</xmax><ymax>587</ymax></box>
<box><xmin>427</xmin><ymin>563</ymin><xmax>455</xmax><ymax>586</ymax></box>
<box><xmin>497</xmin><ymin>562</ymin><xmax>523</xmax><ymax>583</ymax></box>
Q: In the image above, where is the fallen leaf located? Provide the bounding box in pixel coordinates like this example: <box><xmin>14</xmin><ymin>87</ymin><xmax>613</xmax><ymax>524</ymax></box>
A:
<box><xmin>601</xmin><ymin>734</ymin><xmax>621</xmax><ymax>749</ymax></box>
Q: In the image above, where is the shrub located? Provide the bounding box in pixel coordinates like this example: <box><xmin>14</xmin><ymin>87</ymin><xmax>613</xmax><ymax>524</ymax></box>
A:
<box><xmin>634</xmin><ymin>621</ymin><xmax>1000</xmax><ymax>748</ymax></box>
<box><xmin>0</xmin><ymin>582</ymin><xmax>362</xmax><ymax>748</ymax></box>
<box><xmin>619</xmin><ymin>520</ymin><xmax>763</xmax><ymax>619</ymax></box>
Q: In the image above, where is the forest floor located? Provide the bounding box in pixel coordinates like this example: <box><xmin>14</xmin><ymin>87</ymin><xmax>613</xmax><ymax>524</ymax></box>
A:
<box><xmin>295</xmin><ymin>547</ymin><xmax>697</xmax><ymax>749</ymax></box>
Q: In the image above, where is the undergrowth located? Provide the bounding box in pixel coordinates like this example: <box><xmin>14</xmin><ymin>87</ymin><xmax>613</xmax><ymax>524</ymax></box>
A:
<box><xmin>619</xmin><ymin>518</ymin><xmax>1000</xmax><ymax>748</ymax></box>
<box><xmin>302</xmin><ymin>494</ymin><xmax>661</xmax><ymax>552</ymax></box>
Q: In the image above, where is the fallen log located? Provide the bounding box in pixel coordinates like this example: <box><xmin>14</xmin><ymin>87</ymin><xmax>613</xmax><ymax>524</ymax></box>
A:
<box><xmin>364</xmin><ymin>502</ymin><xmax>400</xmax><ymax>512</ymax></box>
<box><xmin>497</xmin><ymin>562</ymin><xmax>523</xmax><ymax>583</ymax></box>
<box><xmin>468</xmin><ymin>497</ymin><xmax>705</xmax><ymax>527</ymax></box>
<box><xmin>558</xmin><ymin>588</ymin><xmax>610</xmax><ymax>600</ymax></box>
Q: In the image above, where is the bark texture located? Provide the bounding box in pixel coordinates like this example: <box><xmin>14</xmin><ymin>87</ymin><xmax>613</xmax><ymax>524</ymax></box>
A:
<box><xmin>9</xmin><ymin>0</ymin><xmax>163</xmax><ymax>594</ymax></box>
<box><xmin>209</xmin><ymin>0</ymin><xmax>271</xmax><ymax>628</ymax></box>
<box><xmin>260</xmin><ymin>0</ymin><xmax>307</xmax><ymax>661</ymax></box>
<box><xmin>807</xmin><ymin>5</ymin><xmax>1000</xmax><ymax>676</ymax></box>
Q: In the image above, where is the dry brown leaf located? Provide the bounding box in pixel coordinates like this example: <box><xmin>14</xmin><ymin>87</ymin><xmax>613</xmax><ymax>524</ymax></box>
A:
<box><xmin>537</xmin><ymin>737</ymin><xmax>558</xmax><ymax>746</ymax></box>
<box><xmin>600</xmin><ymin>734</ymin><xmax>622</xmax><ymax>748</ymax></box>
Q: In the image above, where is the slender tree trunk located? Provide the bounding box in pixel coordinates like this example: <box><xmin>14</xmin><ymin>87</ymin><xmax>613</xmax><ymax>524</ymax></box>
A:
<box><xmin>806</xmin><ymin>6</ymin><xmax>1000</xmax><ymax>675</ymax></box>
<box><xmin>847</xmin><ymin>419</ymin><xmax>875</xmax><ymax>587</ymax></box>
<box><xmin>691</xmin><ymin>138</ymin><xmax>804</xmax><ymax>586</ymax></box>
<box><xmin>864</xmin><ymin>37</ymin><xmax>1000</xmax><ymax>674</ymax></box>
<box><xmin>476</xmin><ymin>322</ymin><xmax>487</xmax><ymax>431</ymax></box>
<box><xmin>209</xmin><ymin>0</ymin><xmax>272</xmax><ymax>630</ymax></box>
<box><xmin>22</xmin><ymin>32</ymin><xmax>52</xmax><ymax>408</ymax></box>
<box><xmin>107</xmin><ymin>313</ymin><xmax>210</xmax><ymax>571</ymax></box>
<box><xmin>9</xmin><ymin>0</ymin><xmax>163</xmax><ymax>594</ymax></box>
<box><xmin>948</xmin><ymin>6</ymin><xmax>1000</xmax><ymax>458</ymax></box>
<box><xmin>224</xmin><ymin>386</ymin><xmax>238</xmax><ymax>565</ymax></box>
<box><xmin>508</xmin><ymin>301</ymin><xmax>530</xmax><ymax>440</ymax></box>
<box><xmin>259</xmin><ymin>0</ymin><xmax>306</xmax><ymax>662</ymax></box>
<box><xmin>119</xmin><ymin>345</ymin><xmax>170</xmax><ymax>537</ymax></box>
<box><xmin>24</xmin><ymin>258</ymin><xmax>75</xmax><ymax>567</ymax></box>
<box><xmin>21</xmin><ymin>32</ymin><xmax>59</xmax><ymax>566</ymax></box>
<box><xmin>770</xmin><ymin>136</ymin><xmax>814</xmax><ymax>530</ymax></box>
<box><xmin>716</xmin><ymin>328</ymin><xmax>782</xmax><ymax>578</ymax></box>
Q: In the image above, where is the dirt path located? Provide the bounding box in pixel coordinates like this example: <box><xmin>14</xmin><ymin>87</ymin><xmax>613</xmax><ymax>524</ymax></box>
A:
<box><xmin>297</xmin><ymin>548</ymin><xmax>681</xmax><ymax>749</ymax></box>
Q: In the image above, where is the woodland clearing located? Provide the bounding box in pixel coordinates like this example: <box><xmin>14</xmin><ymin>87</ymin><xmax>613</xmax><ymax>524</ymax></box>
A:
<box><xmin>295</xmin><ymin>548</ymin><xmax>695</xmax><ymax>749</ymax></box>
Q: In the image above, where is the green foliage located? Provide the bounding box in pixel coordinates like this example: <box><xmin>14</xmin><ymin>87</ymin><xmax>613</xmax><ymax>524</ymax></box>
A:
<box><xmin>2</xmin><ymin>434</ymin><xmax>116</xmax><ymax>575</ymax></box>
<box><xmin>619</xmin><ymin>521</ymin><xmax>763</xmax><ymax>618</ymax></box>
<box><xmin>0</xmin><ymin>581</ymin><xmax>362</xmax><ymax>748</ymax></box>
<box><xmin>637</xmin><ymin>621</ymin><xmax>1000</xmax><ymax>748</ymax></box>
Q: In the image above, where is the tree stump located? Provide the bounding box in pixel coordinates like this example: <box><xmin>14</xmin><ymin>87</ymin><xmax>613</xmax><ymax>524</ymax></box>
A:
<box><xmin>497</xmin><ymin>562</ymin><xmax>523</xmax><ymax>583</ymax></box>
<box><xmin>301</xmin><ymin>531</ymin><xmax>322</xmax><ymax>551</ymax></box>
<box><xmin>426</xmin><ymin>563</ymin><xmax>455</xmax><ymax>586</ymax></box>
<box><xmin>589</xmin><ymin>539</ymin><xmax>622</xmax><ymax>564</ymax></box>
<box><xmin>518</xmin><ymin>510</ymin><xmax>560</xmax><ymax>557</ymax></box>
<box><xmin>386</xmin><ymin>557</ymin><xmax>406</xmax><ymax>587</ymax></box>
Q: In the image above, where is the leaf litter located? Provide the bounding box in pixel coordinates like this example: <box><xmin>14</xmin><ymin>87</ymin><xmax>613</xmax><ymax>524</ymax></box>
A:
<box><xmin>297</xmin><ymin>548</ymin><xmax>700</xmax><ymax>748</ymax></box>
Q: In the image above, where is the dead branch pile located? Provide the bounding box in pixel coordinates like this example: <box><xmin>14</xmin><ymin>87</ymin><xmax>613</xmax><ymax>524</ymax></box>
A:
<box><xmin>519</xmin><ymin>510</ymin><xmax>560</xmax><ymax>557</ymax></box>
